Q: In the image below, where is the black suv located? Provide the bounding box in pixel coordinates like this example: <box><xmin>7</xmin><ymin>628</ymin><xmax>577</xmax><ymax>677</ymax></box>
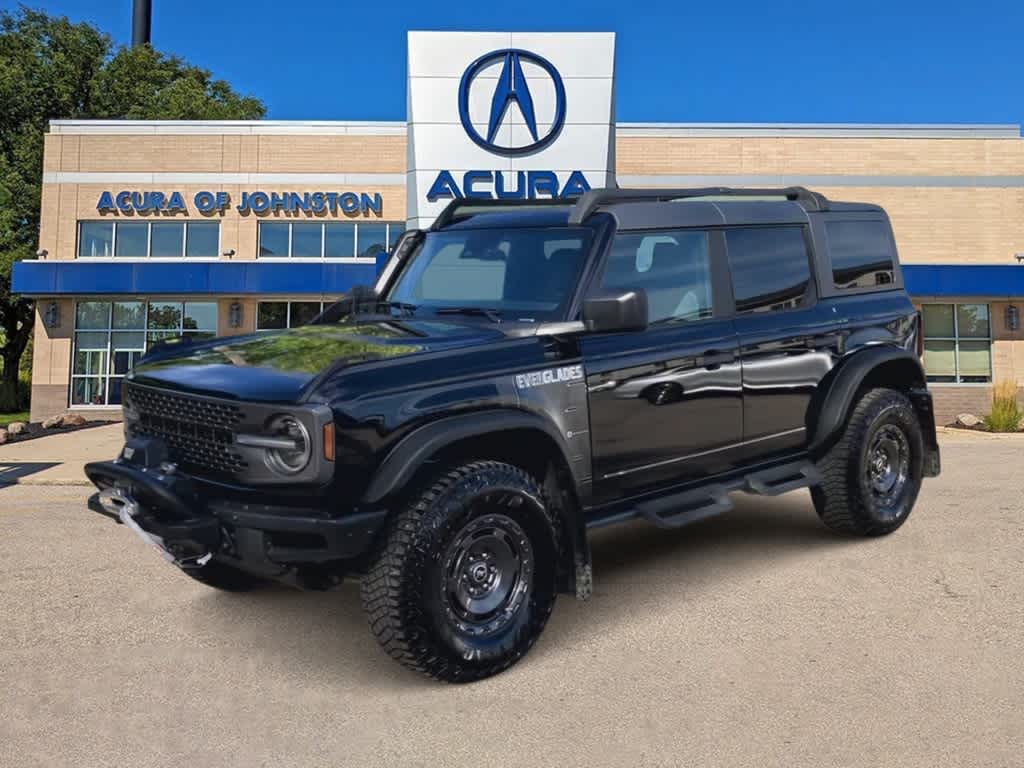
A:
<box><xmin>86</xmin><ymin>187</ymin><xmax>940</xmax><ymax>682</ymax></box>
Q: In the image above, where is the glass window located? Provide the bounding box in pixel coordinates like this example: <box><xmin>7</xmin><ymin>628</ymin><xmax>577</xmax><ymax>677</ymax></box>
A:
<box><xmin>290</xmin><ymin>302</ymin><xmax>322</xmax><ymax>326</ymax></box>
<box><xmin>147</xmin><ymin>302</ymin><xmax>182</xmax><ymax>330</ymax></box>
<box><xmin>256</xmin><ymin>301</ymin><xmax>325</xmax><ymax>331</ymax></box>
<box><xmin>291</xmin><ymin>223</ymin><xmax>323</xmax><ymax>258</ymax></box>
<box><xmin>112</xmin><ymin>301</ymin><xmax>145</xmax><ymax>329</ymax></box>
<box><xmin>387</xmin><ymin>227</ymin><xmax>590</xmax><ymax>320</ymax></box>
<box><xmin>150</xmin><ymin>222</ymin><xmax>184</xmax><ymax>258</ymax></box>
<box><xmin>185</xmin><ymin>222</ymin><xmax>219</xmax><ymax>257</ymax></box>
<box><xmin>78</xmin><ymin>222</ymin><xmax>114</xmax><ymax>258</ymax></box>
<box><xmin>72</xmin><ymin>300</ymin><xmax>221</xmax><ymax>406</ymax></box>
<box><xmin>726</xmin><ymin>227</ymin><xmax>812</xmax><ymax>313</ymax></box>
<box><xmin>114</xmin><ymin>222</ymin><xmax>149</xmax><ymax>257</ymax></box>
<box><xmin>257</xmin><ymin>221</ymin><xmax>403</xmax><ymax>259</ymax></box>
<box><xmin>78</xmin><ymin>221</ymin><xmax>219</xmax><ymax>259</ymax></box>
<box><xmin>259</xmin><ymin>222</ymin><xmax>290</xmax><ymax>257</ymax></box>
<box><xmin>325</xmin><ymin>223</ymin><xmax>355</xmax><ymax>258</ymax></box>
<box><xmin>826</xmin><ymin>220</ymin><xmax>896</xmax><ymax>290</ymax></box>
<box><xmin>257</xmin><ymin>302</ymin><xmax>288</xmax><ymax>331</ymax></box>
<box><xmin>358</xmin><ymin>223</ymin><xmax>388</xmax><ymax>259</ymax></box>
<box><xmin>922</xmin><ymin>303</ymin><xmax>992</xmax><ymax>383</ymax></box>
<box><xmin>183</xmin><ymin>302</ymin><xmax>218</xmax><ymax>337</ymax></box>
<box><xmin>75</xmin><ymin>302</ymin><xmax>110</xmax><ymax>329</ymax></box>
<box><xmin>599</xmin><ymin>230</ymin><xmax>713</xmax><ymax>324</ymax></box>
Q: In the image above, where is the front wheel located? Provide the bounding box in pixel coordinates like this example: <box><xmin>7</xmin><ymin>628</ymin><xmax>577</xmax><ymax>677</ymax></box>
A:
<box><xmin>361</xmin><ymin>461</ymin><xmax>560</xmax><ymax>683</ymax></box>
<box><xmin>812</xmin><ymin>388</ymin><xmax>924</xmax><ymax>536</ymax></box>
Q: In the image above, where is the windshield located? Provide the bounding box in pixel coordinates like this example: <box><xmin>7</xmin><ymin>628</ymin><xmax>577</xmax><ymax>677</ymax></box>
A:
<box><xmin>386</xmin><ymin>226</ymin><xmax>592</xmax><ymax>322</ymax></box>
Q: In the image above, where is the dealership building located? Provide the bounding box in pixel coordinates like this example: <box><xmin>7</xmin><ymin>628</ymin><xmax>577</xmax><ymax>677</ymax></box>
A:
<box><xmin>13</xmin><ymin>31</ymin><xmax>1024</xmax><ymax>424</ymax></box>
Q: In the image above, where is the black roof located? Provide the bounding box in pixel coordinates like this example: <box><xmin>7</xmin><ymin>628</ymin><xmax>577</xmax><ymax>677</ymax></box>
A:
<box><xmin>432</xmin><ymin>187</ymin><xmax>885</xmax><ymax>232</ymax></box>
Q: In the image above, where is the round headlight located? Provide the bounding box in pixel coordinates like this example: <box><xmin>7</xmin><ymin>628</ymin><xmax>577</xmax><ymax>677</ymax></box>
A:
<box><xmin>264</xmin><ymin>414</ymin><xmax>312</xmax><ymax>475</ymax></box>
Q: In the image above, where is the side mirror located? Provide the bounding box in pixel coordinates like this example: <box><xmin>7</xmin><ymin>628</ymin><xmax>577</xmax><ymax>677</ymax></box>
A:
<box><xmin>582</xmin><ymin>289</ymin><xmax>649</xmax><ymax>333</ymax></box>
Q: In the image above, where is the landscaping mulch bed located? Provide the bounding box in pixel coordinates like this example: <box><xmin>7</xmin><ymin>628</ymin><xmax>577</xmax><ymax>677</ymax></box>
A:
<box><xmin>945</xmin><ymin>422</ymin><xmax>1024</xmax><ymax>434</ymax></box>
<box><xmin>0</xmin><ymin>419</ymin><xmax>117</xmax><ymax>446</ymax></box>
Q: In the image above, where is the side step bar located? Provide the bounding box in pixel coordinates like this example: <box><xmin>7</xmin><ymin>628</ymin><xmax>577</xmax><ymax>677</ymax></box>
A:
<box><xmin>589</xmin><ymin>457</ymin><xmax>822</xmax><ymax>531</ymax></box>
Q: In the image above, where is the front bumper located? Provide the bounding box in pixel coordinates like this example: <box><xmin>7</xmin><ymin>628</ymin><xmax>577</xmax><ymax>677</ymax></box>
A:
<box><xmin>85</xmin><ymin>438</ymin><xmax>387</xmax><ymax>586</ymax></box>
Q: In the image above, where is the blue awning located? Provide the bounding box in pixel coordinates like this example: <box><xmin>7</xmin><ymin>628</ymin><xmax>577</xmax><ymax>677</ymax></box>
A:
<box><xmin>902</xmin><ymin>264</ymin><xmax>1024</xmax><ymax>299</ymax></box>
<box><xmin>12</xmin><ymin>259</ymin><xmax>383</xmax><ymax>296</ymax></box>
<box><xmin>12</xmin><ymin>260</ymin><xmax>1024</xmax><ymax>300</ymax></box>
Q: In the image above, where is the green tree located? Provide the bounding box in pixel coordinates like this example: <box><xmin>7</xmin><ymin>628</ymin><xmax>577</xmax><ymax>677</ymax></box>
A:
<box><xmin>0</xmin><ymin>7</ymin><xmax>265</xmax><ymax>411</ymax></box>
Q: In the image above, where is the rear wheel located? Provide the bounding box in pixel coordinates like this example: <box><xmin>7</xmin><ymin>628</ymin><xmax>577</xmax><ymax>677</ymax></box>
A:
<box><xmin>812</xmin><ymin>388</ymin><xmax>924</xmax><ymax>536</ymax></box>
<box><xmin>361</xmin><ymin>461</ymin><xmax>559</xmax><ymax>683</ymax></box>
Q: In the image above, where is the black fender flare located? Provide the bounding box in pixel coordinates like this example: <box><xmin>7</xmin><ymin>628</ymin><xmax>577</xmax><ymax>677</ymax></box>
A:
<box><xmin>807</xmin><ymin>345</ymin><xmax>927</xmax><ymax>453</ymax></box>
<box><xmin>360</xmin><ymin>410</ymin><xmax>590</xmax><ymax>595</ymax></box>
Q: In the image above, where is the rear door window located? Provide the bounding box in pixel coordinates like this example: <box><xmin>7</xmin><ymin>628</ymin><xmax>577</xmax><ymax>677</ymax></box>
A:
<box><xmin>826</xmin><ymin>220</ymin><xmax>896</xmax><ymax>290</ymax></box>
<box><xmin>725</xmin><ymin>226</ymin><xmax>812</xmax><ymax>313</ymax></box>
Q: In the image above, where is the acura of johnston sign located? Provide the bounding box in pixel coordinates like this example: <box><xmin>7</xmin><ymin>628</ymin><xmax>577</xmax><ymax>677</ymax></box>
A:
<box><xmin>406</xmin><ymin>31</ymin><xmax>616</xmax><ymax>228</ymax></box>
<box><xmin>95</xmin><ymin>190</ymin><xmax>384</xmax><ymax>215</ymax></box>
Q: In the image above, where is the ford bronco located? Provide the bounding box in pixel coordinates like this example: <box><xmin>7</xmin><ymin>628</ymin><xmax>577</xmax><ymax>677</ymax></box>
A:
<box><xmin>85</xmin><ymin>187</ymin><xmax>941</xmax><ymax>682</ymax></box>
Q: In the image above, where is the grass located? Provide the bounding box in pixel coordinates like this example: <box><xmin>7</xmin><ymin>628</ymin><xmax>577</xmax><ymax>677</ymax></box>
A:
<box><xmin>0</xmin><ymin>411</ymin><xmax>30</xmax><ymax>428</ymax></box>
<box><xmin>984</xmin><ymin>379</ymin><xmax>1023</xmax><ymax>433</ymax></box>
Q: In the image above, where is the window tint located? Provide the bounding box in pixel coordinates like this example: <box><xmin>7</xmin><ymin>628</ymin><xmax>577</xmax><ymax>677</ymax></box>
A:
<box><xmin>922</xmin><ymin>303</ymin><xmax>992</xmax><ymax>383</ymax></box>
<box><xmin>827</xmin><ymin>220</ymin><xmax>895</xmax><ymax>290</ymax></box>
<box><xmin>725</xmin><ymin>227</ymin><xmax>811</xmax><ymax>313</ymax></box>
<box><xmin>114</xmin><ymin>222</ymin><xmax>148</xmax><ymax>257</ymax></box>
<box><xmin>388</xmin><ymin>228</ymin><xmax>589</xmax><ymax>320</ymax></box>
<box><xmin>78</xmin><ymin>222</ymin><xmax>113</xmax><ymax>258</ymax></box>
<box><xmin>599</xmin><ymin>230</ymin><xmax>713</xmax><ymax>324</ymax></box>
<box><xmin>185</xmin><ymin>222</ymin><xmax>219</xmax><ymax>257</ymax></box>
<box><xmin>150</xmin><ymin>223</ymin><xmax>184</xmax><ymax>257</ymax></box>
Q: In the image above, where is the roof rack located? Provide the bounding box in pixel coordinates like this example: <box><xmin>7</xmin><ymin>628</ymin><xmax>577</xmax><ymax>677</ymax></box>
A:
<box><xmin>567</xmin><ymin>186</ymin><xmax>829</xmax><ymax>224</ymax></box>
<box><xmin>431</xmin><ymin>198</ymin><xmax>573</xmax><ymax>230</ymax></box>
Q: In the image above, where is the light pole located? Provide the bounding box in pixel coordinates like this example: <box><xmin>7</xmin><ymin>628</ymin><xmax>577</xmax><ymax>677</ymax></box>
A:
<box><xmin>132</xmin><ymin>0</ymin><xmax>151</xmax><ymax>47</ymax></box>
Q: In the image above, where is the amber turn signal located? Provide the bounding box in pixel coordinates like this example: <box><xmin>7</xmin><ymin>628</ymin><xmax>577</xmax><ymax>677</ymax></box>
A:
<box><xmin>323</xmin><ymin>422</ymin><xmax>335</xmax><ymax>462</ymax></box>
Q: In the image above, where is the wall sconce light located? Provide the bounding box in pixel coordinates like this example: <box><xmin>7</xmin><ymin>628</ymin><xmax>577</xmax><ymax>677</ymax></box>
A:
<box><xmin>1007</xmin><ymin>305</ymin><xmax>1021</xmax><ymax>332</ymax></box>
<box><xmin>222</xmin><ymin>248</ymin><xmax>236</xmax><ymax>258</ymax></box>
<box><xmin>229</xmin><ymin>301</ymin><xmax>243</xmax><ymax>328</ymax></box>
<box><xmin>43</xmin><ymin>301</ymin><xmax>60</xmax><ymax>328</ymax></box>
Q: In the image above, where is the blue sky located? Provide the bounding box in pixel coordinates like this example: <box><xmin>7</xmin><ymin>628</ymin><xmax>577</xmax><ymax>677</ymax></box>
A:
<box><xmin>11</xmin><ymin>0</ymin><xmax>1024</xmax><ymax>127</ymax></box>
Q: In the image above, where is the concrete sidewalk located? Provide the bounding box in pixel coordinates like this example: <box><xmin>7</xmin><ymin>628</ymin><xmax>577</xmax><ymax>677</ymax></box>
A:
<box><xmin>0</xmin><ymin>423</ymin><xmax>123</xmax><ymax>486</ymax></box>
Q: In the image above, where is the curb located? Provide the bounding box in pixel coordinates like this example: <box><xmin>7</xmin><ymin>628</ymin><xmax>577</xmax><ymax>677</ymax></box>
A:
<box><xmin>0</xmin><ymin>478</ymin><xmax>92</xmax><ymax>487</ymax></box>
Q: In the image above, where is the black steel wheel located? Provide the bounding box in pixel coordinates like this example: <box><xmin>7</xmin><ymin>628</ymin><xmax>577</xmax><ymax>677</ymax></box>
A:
<box><xmin>362</xmin><ymin>461</ymin><xmax>559</xmax><ymax>683</ymax></box>
<box><xmin>813</xmin><ymin>387</ymin><xmax>925</xmax><ymax>536</ymax></box>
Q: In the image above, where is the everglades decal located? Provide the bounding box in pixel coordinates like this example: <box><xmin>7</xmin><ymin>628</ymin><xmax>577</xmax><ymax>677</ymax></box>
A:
<box><xmin>515</xmin><ymin>365</ymin><xmax>584</xmax><ymax>390</ymax></box>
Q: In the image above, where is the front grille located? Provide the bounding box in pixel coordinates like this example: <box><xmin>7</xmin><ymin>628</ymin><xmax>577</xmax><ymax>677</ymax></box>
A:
<box><xmin>124</xmin><ymin>384</ymin><xmax>248</xmax><ymax>476</ymax></box>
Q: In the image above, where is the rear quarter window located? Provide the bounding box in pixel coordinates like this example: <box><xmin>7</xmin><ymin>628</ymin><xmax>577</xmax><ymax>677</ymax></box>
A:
<box><xmin>826</xmin><ymin>220</ymin><xmax>896</xmax><ymax>290</ymax></box>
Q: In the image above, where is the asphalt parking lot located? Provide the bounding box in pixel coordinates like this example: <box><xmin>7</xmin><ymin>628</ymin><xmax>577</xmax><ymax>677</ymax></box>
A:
<box><xmin>1</xmin><ymin>432</ymin><xmax>1021</xmax><ymax>767</ymax></box>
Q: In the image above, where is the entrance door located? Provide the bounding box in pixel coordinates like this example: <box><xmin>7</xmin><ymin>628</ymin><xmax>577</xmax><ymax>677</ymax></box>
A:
<box><xmin>583</xmin><ymin>228</ymin><xmax>743</xmax><ymax>504</ymax></box>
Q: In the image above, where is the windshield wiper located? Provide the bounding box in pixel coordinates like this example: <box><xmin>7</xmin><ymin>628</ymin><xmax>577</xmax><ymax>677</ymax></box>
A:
<box><xmin>436</xmin><ymin>306</ymin><xmax>503</xmax><ymax>323</ymax></box>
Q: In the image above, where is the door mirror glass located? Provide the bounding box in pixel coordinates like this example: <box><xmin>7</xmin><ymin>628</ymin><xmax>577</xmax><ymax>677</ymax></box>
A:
<box><xmin>582</xmin><ymin>290</ymin><xmax>649</xmax><ymax>333</ymax></box>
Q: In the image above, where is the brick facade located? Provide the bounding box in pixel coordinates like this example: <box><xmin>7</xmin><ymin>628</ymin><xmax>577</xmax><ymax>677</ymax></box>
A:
<box><xmin>26</xmin><ymin>121</ymin><xmax>1024</xmax><ymax>422</ymax></box>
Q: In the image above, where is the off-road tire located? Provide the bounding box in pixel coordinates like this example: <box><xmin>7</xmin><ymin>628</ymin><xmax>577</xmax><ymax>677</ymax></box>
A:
<box><xmin>361</xmin><ymin>461</ymin><xmax>560</xmax><ymax>683</ymax></box>
<box><xmin>812</xmin><ymin>387</ymin><xmax>924</xmax><ymax>536</ymax></box>
<box><xmin>179</xmin><ymin>560</ymin><xmax>263</xmax><ymax>592</ymax></box>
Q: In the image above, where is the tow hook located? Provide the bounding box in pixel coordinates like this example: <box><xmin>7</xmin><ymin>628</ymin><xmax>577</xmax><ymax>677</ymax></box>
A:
<box><xmin>97</xmin><ymin>487</ymin><xmax>212</xmax><ymax>567</ymax></box>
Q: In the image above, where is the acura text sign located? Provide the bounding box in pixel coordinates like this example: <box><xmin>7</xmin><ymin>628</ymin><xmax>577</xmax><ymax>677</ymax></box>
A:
<box><xmin>406</xmin><ymin>31</ymin><xmax>617</xmax><ymax>228</ymax></box>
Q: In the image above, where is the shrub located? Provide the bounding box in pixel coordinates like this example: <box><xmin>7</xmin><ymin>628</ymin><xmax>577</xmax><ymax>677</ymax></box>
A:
<box><xmin>984</xmin><ymin>379</ymin><xmax>1023</xmax><ymax>433</ymax></box>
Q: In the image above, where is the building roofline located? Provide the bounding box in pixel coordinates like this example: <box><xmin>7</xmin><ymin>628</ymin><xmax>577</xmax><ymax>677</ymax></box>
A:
<box><xmin>49</xmin><ymin>119</ymin><xmax>1021</xmax><ymax>139</ymax></box>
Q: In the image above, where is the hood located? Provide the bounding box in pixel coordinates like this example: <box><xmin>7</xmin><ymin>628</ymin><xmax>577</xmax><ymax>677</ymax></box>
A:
<box><xmin>126</xmin><ymin>319</ymin><xmax>509</xmax><ymax>402</ymax></box>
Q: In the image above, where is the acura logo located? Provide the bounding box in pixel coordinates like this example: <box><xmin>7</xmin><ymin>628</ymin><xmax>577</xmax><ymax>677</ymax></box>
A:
<box><xmin>458</xmin><ymin>49</ymin><xmax>567</xmax><ymax>157</ymax></box>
